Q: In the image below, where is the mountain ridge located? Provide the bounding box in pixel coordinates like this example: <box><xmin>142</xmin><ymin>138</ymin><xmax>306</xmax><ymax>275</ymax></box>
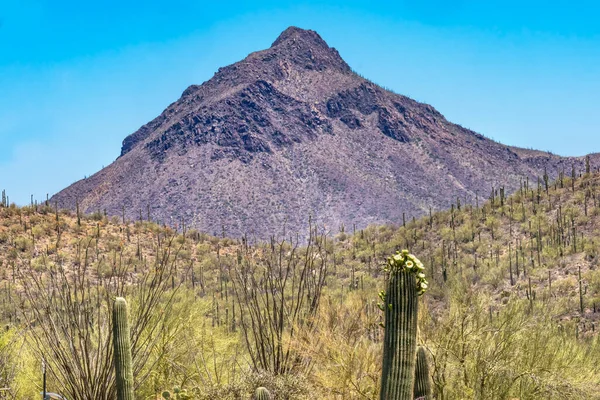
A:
<box><xmin>51</xmin><ymin>26</ymin><xmax>596</xmax><ymax>237</ymax></box>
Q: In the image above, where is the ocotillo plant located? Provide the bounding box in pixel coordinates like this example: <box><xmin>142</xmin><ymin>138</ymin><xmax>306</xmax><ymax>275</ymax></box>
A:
<box><xmin>113</xmin><ymin>297</ymin><xmax>135</xmax><ymax>400</ymax></box>
<box><xmin>379</xmin><ymin>250</ymin><xmax>427</xmax><ymax>400</ymax></box>
<box><xmin>254</xmin><ymin>387</ymin><xmax>271</xmax><ymax>400</ymax></box>
<box><xmin>413</xmin><ymin>346</ymin><xmax>432</xmax><ymax>399</ymax></box>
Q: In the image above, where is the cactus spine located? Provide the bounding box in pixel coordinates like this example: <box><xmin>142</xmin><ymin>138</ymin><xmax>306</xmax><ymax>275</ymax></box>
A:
<box><xmin>413</xmin><ymin>346</ymin><xmax>432</xmax><ymax>399</ymax></box>
<box><xmin>254</xmin><ymin>387</ymin><xmax>271</xmax><ymax>400</ymax></box>
<box><xmin>113</xmin><ymin>297</ymin><xmax>135</xmax><ymax>400</ymax></box>
<box><xmin>379</xmin><ymin>250</ymin><xmax>426</xmax><ymax>400</ymax></box>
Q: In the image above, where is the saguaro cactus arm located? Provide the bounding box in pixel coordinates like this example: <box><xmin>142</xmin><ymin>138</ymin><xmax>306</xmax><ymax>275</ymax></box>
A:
<box><xmin>413</xmin><ymin>346</ymin><xmax>432</xmax><ymax>399</ymax></box>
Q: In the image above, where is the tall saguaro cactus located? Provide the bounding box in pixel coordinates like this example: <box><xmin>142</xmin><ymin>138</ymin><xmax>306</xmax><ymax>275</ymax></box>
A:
<box><xmin>113</xmin><ymin>297</ymin><xmax>135</xmax><ymax>400</ymax></box>
<box><xmin>379</xmin><ymin>250</ymin><xmax>427</xmax><ymax>400</ymax></box>
<box><xmin>413</xmin><ymin>346</ymin><xmax>432</xmax><ymax>399</ymax></box>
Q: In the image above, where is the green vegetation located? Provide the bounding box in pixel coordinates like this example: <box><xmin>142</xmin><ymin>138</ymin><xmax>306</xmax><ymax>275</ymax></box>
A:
<box><xmin>1</xmin><ymin>169</ymin><xmax>600</xmax><ymax>398</ymax></box>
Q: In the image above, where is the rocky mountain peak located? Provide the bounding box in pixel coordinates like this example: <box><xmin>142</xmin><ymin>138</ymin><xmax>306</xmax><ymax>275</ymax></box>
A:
<box><xmin>271</xmin><ymin>26</ymin><xmax>329</xmax><ymax>48</ymax></box>
<box><xmin>266</xmin><ymin>26</ymin><xmax>351</xmax><ymax>73</ymax></box>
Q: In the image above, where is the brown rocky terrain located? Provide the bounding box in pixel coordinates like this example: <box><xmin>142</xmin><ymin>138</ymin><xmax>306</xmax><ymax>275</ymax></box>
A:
<box><xmin>51</xmin><ymin>26</ymin><xmax>596</xmax><ymax>238</ymax></box>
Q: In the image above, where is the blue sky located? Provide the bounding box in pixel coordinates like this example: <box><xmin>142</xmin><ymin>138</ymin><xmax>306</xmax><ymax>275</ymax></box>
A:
<box><xmin>1</xmin><ymin>0</ymin><xmax>599</xmax><ymax>205</ymax></box>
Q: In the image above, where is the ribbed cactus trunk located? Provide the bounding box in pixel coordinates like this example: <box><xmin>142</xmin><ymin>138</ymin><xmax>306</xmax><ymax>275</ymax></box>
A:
<box><xmin>113</xmin><ymin>297</ymin><xmax>135</xmax><ymax>400</ymax></box>
<box><xmin>380</xmin><ymin>269</ymin><xmax>418</xmax><ymax>400</ymax></box>
<box><xmin>254</xmin><ymin>387</ymin><xmax>271</xmax><ymax>400</ymax></box>
<box><xmin>413</xmin><ymin>346</ymin><xmax>432</xmax><ymax>399</ymax></box>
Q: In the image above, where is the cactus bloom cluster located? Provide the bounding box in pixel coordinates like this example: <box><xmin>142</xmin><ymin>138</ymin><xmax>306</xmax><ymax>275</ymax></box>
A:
<box><xmin>386</xmin><ymin>250</ymin><xmax>428</xmax><ymax>295</ymax></box>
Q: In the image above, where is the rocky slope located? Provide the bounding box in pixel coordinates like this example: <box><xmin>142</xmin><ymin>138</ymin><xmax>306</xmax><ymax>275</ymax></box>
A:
<box><xmin>51</xmin><ymin>27</ymin><xmax>594</xmax><ymax>237</ymax></box>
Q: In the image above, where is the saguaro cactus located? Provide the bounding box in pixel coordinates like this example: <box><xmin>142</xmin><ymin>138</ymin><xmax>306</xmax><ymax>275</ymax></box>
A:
<box><xmin>379</xmin><ymin>250</ymin><xmax>427</xmax><ymax>400</ymax></box>
<box><xmin>254</xmin><ymin>387</ymin><xmax>271</xmax><ymax>400</ymax></box>
<box><xmin>113</xmin><ymin>297</ymin><xmax>135</xmax><ymax>400</ymax></box>
<box><xmin>413</xmin><ymin>346</ymin><xmax>432</xmax><ymax>399</ymax></box>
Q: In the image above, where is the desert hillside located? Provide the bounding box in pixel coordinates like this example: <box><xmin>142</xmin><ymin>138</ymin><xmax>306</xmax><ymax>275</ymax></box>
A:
<box><xmin>2</xmin><ymin>168</ymin><xmax>600</xmax><ymax>398</ymax></box>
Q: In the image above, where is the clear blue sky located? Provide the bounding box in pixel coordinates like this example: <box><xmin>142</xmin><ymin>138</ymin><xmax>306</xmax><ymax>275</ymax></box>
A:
<box><xmin>1</xmin><ymin>0</ymin><xmax>599</xmax><ymax>205</ymax></box>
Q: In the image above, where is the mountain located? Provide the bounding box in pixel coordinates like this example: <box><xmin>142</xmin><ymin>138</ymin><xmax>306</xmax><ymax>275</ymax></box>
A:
<box><xmin>51</xmin><ymin>26</ymin><xmax>594</xmax><ymax>237</ymax></box>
